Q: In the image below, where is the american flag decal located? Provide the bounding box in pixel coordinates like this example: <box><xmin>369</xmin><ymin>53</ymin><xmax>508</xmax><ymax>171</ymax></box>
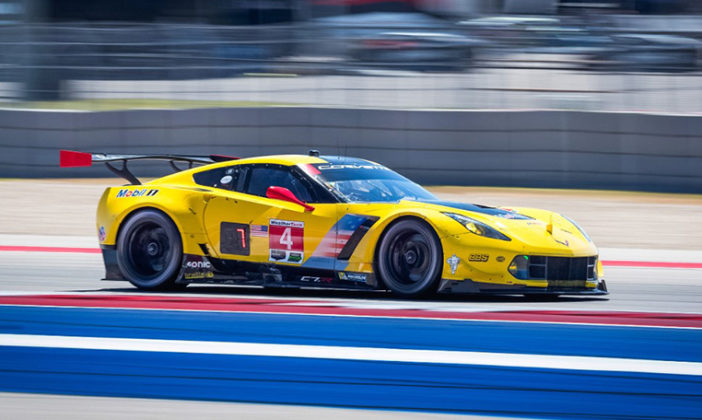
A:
<box><xmin>309</xmin><ymin>215</ymin><xmax>377</xmax><ymax>259</ymax></box>
<box><xmin>303</xmin><ymin>214</ymin><xmax>378</xmax><ymax>270</ymax></box>
<box><xmin>251</xmin><ymin>224</ymin><xmax>268</xmax><ymax>237</ymax></box>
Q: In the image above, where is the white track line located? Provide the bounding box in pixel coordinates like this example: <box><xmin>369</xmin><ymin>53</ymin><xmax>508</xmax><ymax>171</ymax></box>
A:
<box><xmin>1</xmin><ymin>334</ymin><xmax>700</xmax><ymax>376</ymax></box>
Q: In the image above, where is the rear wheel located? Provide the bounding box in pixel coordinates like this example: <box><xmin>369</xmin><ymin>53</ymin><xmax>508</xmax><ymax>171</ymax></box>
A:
<box><xmin>377</xmin><ymin>219</ymin><xmax>442</xmax><ymax>297</ymax></box>
<box><xmin>116</xmin><ymin>209</ymin><xmax>183</xmax><ymax>291</ymax></box>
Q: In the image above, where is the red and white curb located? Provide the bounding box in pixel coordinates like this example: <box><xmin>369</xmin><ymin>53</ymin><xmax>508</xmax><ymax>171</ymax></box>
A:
<box><xmin>1</xmin><ymin>294</ymin><xmax>701</xmax><ymax>329</ymax></box>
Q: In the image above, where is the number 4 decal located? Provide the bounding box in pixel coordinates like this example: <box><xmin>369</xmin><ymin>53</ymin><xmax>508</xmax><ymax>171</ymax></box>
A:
<box><xmin>269</xmin><ymin>219</ymin><xmax>304</xmax><ymax>264</ymax></box>
<box><xmin>279</xmin><ymin>227</ymin><xmax>293</xmax><ymax>250</ymax></box>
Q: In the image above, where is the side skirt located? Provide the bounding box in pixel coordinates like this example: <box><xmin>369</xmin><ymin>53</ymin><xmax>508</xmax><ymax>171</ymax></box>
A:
<box><xmin>101</xmin><ymin>249</ymin><xmax>378</xmax><ymax>291</ymax></box>
<box><xmin>179</xmin><ymin>254</ymin><xmax>377</xmax><ymax>290</ymax></box>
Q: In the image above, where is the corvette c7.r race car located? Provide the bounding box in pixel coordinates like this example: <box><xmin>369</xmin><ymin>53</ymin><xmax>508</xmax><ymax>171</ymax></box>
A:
<box><xmin>61</xmin><ymin>150</ymin><xmax>607</xmax><ymax>297</ymax></box>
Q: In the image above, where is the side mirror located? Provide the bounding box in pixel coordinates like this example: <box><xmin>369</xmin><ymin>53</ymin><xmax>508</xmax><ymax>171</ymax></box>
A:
<box><xmin>266</xmin><ymin>186</ymin><xmax>315</xmax><ymax>212</ymax></box>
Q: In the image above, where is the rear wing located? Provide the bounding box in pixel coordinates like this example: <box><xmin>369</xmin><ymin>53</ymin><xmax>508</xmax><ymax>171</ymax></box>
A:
<box><xmin>60</xmin><ymin>150</ymin><xmax>238</xmax><ymax>185</ymax></box>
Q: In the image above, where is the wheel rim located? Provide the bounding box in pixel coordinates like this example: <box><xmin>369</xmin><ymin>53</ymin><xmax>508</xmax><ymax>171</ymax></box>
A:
<box><xmin>386</xmin><ymin>230</ymin><xmax>433</xmax><ymax>287</ymax></box>
<box><xmin>126</xmin><ymin>222</ymin><xmax>173</xmax><ymax>280</ymax></box>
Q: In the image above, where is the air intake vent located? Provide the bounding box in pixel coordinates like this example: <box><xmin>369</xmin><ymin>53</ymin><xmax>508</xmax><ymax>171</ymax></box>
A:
<box><xmin>526</xmin><ymin>256</ymin><xmax>596</xmax><ymax>281</ymax></box>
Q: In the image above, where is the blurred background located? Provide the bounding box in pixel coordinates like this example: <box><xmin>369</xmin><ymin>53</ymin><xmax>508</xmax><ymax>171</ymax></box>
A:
<box><xmin>0</xmin><ymin>3</ymin><xmax>701</xmax><ymax>418</ymax></box>
<box><xmin>0</xmin><ymin>0</ymin><xmax>700</xmax><ymax>193</ymax></box>
<box><xmin>1</xmin><ymin>0</ymin><xmax>701</xmax><ymax>112</ymax></box>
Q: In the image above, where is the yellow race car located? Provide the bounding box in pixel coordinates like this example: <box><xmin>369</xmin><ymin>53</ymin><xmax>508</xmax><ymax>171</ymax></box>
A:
<box><xmin>61</xmin><ymin>150</ymin><xmax>607</xmax><ymax>297</ymax></box>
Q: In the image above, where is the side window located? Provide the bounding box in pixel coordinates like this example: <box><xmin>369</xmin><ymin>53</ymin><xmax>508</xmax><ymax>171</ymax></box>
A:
<box><xmin>193</xmin><ymin>165</ymin><xmax>246</xmax><ymax>191</ymax></box>
<box><xmin>246</xmin><ymin>166</ymin><xmax>313</xmax><ymax>202</ymax></box>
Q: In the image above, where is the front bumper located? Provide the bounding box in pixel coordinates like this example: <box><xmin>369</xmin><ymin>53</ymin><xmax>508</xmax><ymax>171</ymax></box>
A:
<box><xmin>438</xmin><ymin>278</ymin><xmax>608</xmax><ymax>296</ymax></box>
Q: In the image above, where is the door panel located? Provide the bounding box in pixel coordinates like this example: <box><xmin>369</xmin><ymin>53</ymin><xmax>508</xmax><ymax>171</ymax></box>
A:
<box><xmin>264</xmin><ymin>201</ymin><xmax>339</xmax><ymax>268</ymax></box>
<box><xmin>202</xmin><ymin>193</ymin><xmax>272</xmax><ymax>262</ymax></box>
<box><xmin>202</xmin><ymin>191</ymin><xmax>340</xmax><ymax>270</ymax></box>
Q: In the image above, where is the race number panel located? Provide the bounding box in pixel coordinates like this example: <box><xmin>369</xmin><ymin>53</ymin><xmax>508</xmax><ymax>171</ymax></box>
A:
<box><xmin>269</xmin><ymin>219</ymin><xmax>304</xmax><ymax>264</ymax></box>
<box><xmin>220</xmin><ymin>222</ymin><xmax>250</xmax><ymax>256</ymax></box>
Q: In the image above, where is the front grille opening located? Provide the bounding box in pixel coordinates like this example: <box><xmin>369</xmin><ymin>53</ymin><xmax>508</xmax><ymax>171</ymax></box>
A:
<box><xmin>522</xmin><ymin>256</ymin><xmax>596</xmax><ymax>281</ymax></box>
<box><xmin>529</xmin><ymin>265</ymin><xmax>546</xmax><ymax>278</ymax></box>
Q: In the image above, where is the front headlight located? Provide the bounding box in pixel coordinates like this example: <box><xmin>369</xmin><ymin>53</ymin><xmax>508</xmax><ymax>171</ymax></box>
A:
<box><xmin>508</xmin><ymin>255</ymin><xmax>530</xmax><ymax>279</ymax></box>
<box><xmin>444</xmin><ymin>212</ymin><xmax>511</xmax><ymax>241</ymax></box>
<box><xmin>593</xmin><ymin>259</ymin><xmax>600</xmax><ymax>281</ymax></box>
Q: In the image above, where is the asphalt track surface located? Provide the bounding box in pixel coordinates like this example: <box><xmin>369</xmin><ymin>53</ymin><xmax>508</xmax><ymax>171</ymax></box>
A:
<box><xmin>0</xmin><ymin>393</ymin><xmax>483</xmax><ymax>420</ymax></box>
<box><xmin>1</xmin><ymin>242</ymin><xmax>701</xmax><ymax>419</ymax></box>
<box><xmin>2</xmin><ymin>244</ymin><xmax>701</xmax><ymax>313</ymax></box>
<box><xmin>0</xmin><ymin>182</ymin><xmax>700</xmax><ymax>419</ymax></box>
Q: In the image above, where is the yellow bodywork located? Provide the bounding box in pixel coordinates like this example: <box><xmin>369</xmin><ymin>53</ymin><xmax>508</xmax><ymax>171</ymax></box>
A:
<box><xmin>96</xmin><ymin>154</ymin><xmax>603</xmax><ymax>291</ymax></box>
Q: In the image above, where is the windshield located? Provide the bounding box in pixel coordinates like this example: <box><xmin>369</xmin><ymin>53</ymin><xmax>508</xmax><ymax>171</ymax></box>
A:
<box><xmin>302</xmin><ymin>162</ymin><xmax>436</xmax><ymax>203</ymax></box>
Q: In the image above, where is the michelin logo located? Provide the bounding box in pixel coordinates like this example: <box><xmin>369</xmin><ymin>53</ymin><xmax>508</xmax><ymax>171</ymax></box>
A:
<box><xmin>447</xmin><ymin>254</ymin><xmax>460</xmax><ymax>275</ymax></box>
<box><xmin>338</xmin><ymin>272</ymin><xmax>367</xmax><ymax>282</ymax></box>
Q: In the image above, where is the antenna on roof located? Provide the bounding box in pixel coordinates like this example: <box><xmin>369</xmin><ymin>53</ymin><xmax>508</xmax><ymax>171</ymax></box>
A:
<box><xmin>308</xmin><ymin>149</ymin><xmax>320</xmax><ymax>157</ymax></box>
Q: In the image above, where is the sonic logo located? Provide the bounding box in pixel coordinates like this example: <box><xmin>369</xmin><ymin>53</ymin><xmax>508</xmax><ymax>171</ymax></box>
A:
<box><xmin>185</xmin><ymin>260</ymin><xmax>212</xmax><ymax>269</ymax></box>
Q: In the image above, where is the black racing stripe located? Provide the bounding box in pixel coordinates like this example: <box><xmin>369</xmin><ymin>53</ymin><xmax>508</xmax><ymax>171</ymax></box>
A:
<box><xmin>337</xmin><ymin>216</ymin><xmax>380</xmax><ymax>261</ymax></box>
<box><xmin>419</xmin><ymin>200</ymin><xmax>533</xmax><ymax>220</ymax></box>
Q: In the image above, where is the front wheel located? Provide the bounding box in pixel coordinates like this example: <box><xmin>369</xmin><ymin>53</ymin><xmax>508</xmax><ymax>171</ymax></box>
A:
<box><xmin>377</xmin><ymin>219</ymin><xmax>443</xmax><ymax>297</ymax></box>
<box><xmin>116</xmin><ymin>209</ymin><xmax>183</xmax><ymax>291</ymax></box>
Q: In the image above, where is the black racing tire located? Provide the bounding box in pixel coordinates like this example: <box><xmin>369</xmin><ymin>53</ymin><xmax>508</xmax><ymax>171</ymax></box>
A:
<box><xmin>376</xmin><ymin>219</ymin><xmax>443</xmax><ymax>297</ymax></box>
<box><xmin>116</xmin><ymin>209</ymin><xmax>183</xmax><ymax>291</ymax></box>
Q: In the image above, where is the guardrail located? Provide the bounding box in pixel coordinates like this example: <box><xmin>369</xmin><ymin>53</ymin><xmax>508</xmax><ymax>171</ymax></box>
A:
<box><xmin>1</xmin><ymin>107</ymin><xmax>700</xmax><ymax>193</ymax></box>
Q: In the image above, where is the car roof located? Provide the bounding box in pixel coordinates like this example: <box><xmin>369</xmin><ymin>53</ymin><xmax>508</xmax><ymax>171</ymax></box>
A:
<box><xmin>153</xmin><ymin>154</ymin><xmax>382</xmax><ymax>186</ymax></box>
<box><xmin>195</xmin><ymin>154</ymin><xmax>378</xmax><ymax>171</ymax></box>
<box><xmin>230</xmin><ymin>154</ymin><xmax>328</xmax><ymax>166</ymax></box>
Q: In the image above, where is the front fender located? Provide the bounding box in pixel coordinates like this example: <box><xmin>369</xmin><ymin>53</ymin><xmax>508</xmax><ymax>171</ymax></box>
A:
<box><xmin>342</xmin><ymin>206</ymin><xmax>455</xmax><ymax>273</ymax></box>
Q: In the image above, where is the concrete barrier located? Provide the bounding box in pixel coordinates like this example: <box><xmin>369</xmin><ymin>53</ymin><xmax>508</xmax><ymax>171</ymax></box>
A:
<box><xmin>1</xmin><ymin>108</ymin><xmax>700</xmax><ymax>192</ymax></box>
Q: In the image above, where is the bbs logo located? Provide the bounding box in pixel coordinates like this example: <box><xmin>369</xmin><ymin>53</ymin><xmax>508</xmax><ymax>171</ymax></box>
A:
<box><xmin>469</xmin><ymin>254</ymin><xmax>489</xmax><ymax>263</ymax></box>
<box><xmin>186</xmin><ymin>260</ymin><xmax>211</xmax><ymax>269</ymax></box>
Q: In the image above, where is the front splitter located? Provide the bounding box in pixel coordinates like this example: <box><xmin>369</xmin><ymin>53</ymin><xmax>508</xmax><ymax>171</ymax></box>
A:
<box><xmin>438</xmin><ymin>278</ymin><xmax>608</xmax><ymax>296</ymax></box>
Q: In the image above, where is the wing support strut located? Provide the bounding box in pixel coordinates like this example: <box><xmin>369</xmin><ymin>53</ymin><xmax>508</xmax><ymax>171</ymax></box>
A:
<box><xmin>105</xmin><ymin>160</ymin><xmax>141</xmax><ymax>185</ymax></box>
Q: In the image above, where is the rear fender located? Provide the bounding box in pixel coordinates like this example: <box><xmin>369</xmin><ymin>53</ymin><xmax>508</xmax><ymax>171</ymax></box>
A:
<box><xmin>97</xmin><ymin>185</ymin><xmax>210</xmax><ymax>256</ymax></box>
